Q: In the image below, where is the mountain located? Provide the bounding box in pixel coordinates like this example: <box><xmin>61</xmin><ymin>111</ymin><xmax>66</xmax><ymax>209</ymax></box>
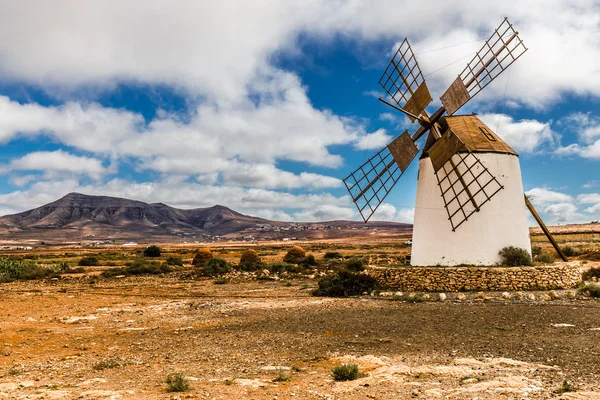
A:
<box><xmin>0</xmin><ymin>192</ymin><xmax>412</xmax><ymax>244</ymax></box>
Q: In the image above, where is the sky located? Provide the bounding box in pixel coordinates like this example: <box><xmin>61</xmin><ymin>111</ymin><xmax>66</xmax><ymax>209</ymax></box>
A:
<box><xmin>0</xmin><ymin>0</ymin><xmax>597</xmax><ymax>225</ymax></box>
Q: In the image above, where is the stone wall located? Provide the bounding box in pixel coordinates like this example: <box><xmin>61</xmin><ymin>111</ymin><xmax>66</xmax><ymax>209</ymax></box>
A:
<box><xmin>367</xmin><ymin>263</ymin><xmax>582</xmax><ymax>292</ymax></box>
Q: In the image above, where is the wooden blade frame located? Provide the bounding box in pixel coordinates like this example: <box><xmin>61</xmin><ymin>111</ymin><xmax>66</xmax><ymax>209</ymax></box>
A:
<box><xmin>379</xmin><ymin>39</ymin><xmax>432</xmax><ymax>121</ymax></box>
<box><xmin>441</xmin><ymin>17</ymin><xmax>528</xmax><ymax>115</ymax></box>
<box><xmin>344</xmin><ymin>132</ymin><xmax>418</xmax><ymax>222</ymax></box>
<box><xmin>434</xmin><ymin>146</ymin><xmax>504</xmax><ymax>231</ymax></box>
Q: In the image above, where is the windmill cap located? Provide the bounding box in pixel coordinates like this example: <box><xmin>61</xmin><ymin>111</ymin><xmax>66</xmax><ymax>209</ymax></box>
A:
<box><xmin>443</xmin><ymin>114</ymin><xmax>518</xmax><ymax>156</ymax></box>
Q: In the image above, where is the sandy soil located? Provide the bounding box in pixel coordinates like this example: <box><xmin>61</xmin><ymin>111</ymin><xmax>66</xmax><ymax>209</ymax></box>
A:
<box><xmin>2</xmin><ymin>276</ymin><xmax>600</xmax><ymax>399</ymax></box>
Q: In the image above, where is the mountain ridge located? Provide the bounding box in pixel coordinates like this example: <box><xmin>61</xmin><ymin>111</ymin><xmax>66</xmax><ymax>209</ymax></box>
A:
<box><xmin>0</xmin><ymin>192</ymin><xmax>411</xmax><ymax>243</ymax></box>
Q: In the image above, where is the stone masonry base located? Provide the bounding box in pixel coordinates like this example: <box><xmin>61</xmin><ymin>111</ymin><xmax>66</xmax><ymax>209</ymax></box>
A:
<box><xmin>367</xmin><ymin>262</ymin><xmax>582</xmax><ymax>292</ymax></box>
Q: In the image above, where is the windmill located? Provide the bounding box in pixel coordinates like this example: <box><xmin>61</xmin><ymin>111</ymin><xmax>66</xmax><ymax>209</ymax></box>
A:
<box><xmin>344</xmin><ymin>18</ymin><xmax>567</xmax><ymax>265</ymax></box>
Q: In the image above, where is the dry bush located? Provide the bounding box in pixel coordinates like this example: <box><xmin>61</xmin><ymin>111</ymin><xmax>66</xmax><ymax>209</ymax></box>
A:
<box><xmin>192</xmin><ymin>248</ymin><xmax>213</xmax><ymax>267</ymax></box>
<box><xmin>239</xmin><ymin>249</ymin><xmax>262</xmax><ymax>271</ymax></box>
<box><xmin>283</xmin><ymin>246</ymin><xmax>306</xmax><ymax>264</ymax></box>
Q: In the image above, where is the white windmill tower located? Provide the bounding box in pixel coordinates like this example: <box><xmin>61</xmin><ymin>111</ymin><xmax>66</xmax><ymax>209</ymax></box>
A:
<box><xmin>343</xmin><ymin>18</ymin><xmax>567</xmax><ymax>266</ymax></box>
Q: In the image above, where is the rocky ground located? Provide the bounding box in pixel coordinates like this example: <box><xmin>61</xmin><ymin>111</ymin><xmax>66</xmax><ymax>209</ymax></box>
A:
<box><xmin>2</xmin><ymin>276</ymin><xmax>600</xmax><ymax>399</ymax></box>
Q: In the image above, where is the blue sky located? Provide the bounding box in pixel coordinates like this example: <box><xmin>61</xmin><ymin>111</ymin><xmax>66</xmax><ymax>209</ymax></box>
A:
<box><xmin>0</xmin><ymin>1</ymin><xmax>597</xmax><ymax>225</ymax></box>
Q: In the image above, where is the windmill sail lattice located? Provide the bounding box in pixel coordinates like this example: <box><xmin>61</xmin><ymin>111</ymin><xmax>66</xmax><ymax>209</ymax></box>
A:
<box><xmin>379</xmin><ymin>39</ymin><xmax>432</xmax><ymax>121</ymax></box>
<box><xmin>344</xmin><ymin>132</ymin><xmax>418</xmax><ymax>222</ymax></box>
<box><xmin>441</xmin><ymin>18</ymin><xmax>528</xmax><ymax>115</ymax></box>
<box><xmin>434</xmin><ymin>149</ymin><xmax>504</xmax><ymax>231</ymax></box>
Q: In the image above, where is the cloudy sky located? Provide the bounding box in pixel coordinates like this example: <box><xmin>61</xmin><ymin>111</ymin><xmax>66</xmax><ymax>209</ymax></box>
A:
<box><xmin>0</xmin><ymin>0</ymin><xmax>597</xmax><ymax>225</ymax></box>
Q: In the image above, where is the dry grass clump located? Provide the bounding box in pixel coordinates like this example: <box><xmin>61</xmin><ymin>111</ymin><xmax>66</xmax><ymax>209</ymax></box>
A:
<box><xmin>283</xmin><ymin>246</ymin><xmax>306</xmax><ymax>264</ymax></box>
<box><xmin>239</xmin><ymin>249</ymin><xmax>263</xmax><ymax>271</ymax></box>
<box><xmin>165</xmin><ymin>372</ymin><xmax>191</xmax><ymax>392</ymax></box>
<box><xmin>192</xmin><ymin>248</ymin><xmax>213</xmax><ymax>267</ymax></box>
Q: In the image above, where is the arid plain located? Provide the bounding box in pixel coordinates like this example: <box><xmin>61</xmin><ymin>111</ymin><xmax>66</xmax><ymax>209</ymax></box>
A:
<box><xmin>1</xmin><ymin>232</ymin><xmax>600</xmax><ymax>399</ymax></box>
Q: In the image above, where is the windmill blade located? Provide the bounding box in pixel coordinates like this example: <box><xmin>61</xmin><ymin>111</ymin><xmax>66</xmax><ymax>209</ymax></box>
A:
<box><xmin>440</xmin><ymin>18</ymin><xmax>528</xmax><ymax>116</ymax></box>
<box><xmin>428</xmin><ymin>130</ymin><xmax>504</xmax><ymax>231</ymax></box>
<box><xmin>344</xmin><ymin>132</ymin><xmax>418</xmax><ymax>222</ymax></box>
<box><xmin>379</xmin><ymin>39</ymin><xmax>433</xmax><ymax>122</ymax></box>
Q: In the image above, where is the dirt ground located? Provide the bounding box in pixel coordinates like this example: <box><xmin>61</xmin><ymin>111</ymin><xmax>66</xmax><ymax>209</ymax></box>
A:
<box><xmin>2</xmin><ymin>274</ymin><xmax>600</xmax><ymax>399</ymax></box>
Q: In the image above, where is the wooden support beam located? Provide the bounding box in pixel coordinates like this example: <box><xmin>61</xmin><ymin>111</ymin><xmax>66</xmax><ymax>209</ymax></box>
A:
<box><xmin>524</xmin><ymin>195</ymin><xmax>568</xmax><ymax>262</ymax></box>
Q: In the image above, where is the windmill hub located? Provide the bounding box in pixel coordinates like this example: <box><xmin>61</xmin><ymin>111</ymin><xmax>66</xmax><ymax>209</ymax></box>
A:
<box><xmin>344</xmin><ymin>19</ymin><xmax>569</xmax><ymax>266</ymax></box>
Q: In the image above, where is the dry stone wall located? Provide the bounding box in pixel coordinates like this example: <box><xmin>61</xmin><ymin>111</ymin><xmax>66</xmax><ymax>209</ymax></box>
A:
<box><xmin>367</xmin><ymin>263</ymin><xmax>582</xmax><ymax>292</ymax></box>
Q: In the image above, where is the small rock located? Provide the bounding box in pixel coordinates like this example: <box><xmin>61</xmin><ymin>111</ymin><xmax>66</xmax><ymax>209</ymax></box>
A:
<box><xmin>526</xmin><ymin>293</ymin><xmax>535</xmax><ymax>301</ymax></box>
<box><xmin>438</xmin><ymin>293</ymin><xmax>446</xmax><ymax>301</ymax></box>
<box><xmin>501</xmin><ymin>292</ymin><xmax>511</xmax><ymax>299</ymax></box>
<box><xmin>457</xmin><ymin>293</ymin><xmax>467</xmax><ymax>301</ymax></box>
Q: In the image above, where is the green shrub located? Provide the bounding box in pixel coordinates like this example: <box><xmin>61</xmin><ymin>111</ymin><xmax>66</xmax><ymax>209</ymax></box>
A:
<box><xmin>268</xmin><ymin>262</ymin><xmax>298</xmax><ymax>274</ymax></box>
<box><xmin>78</xmin><ymin>256</ymin><xmax>99</xmax><ymax>266</ymax></box>
<box><xmin>165</xmin><ymin>256</ymin><xmax>183</xmax><ymax>266</ymax></box>
<box><xmin>331</xmin><ymin>363</ymin><xmax>359</xmax><ymax>381</ymax></box>
<box><xmin>583</xmin><ymin>267</ymin><xmax>600</xmax><ymax>281</ymax></box>
<box><xmin>556</xmin><ymin>378</ymin><xmax>576</xmax><ymax>394</ymax></box>
<box><xmin>59</xmin><ymin>262</ymin><xmax>85</xmax><ymax>273</ymax></box>
<box><xmin>562</xmin><ymin>246</ymin><xmax>580</xmax><ymax>257</ymax></box>
<box><xmin>143</xmin><ymin>245</ymin><xmax>161</xmax><ymax>257</ymax></box>
<box><xmin>101</xmin><ymin>259</ymin><xmax>172</xmax><ymax>278</ymax></box>
<box><xmin>283</xmin><ymin>246</ymin><xmax>306</xmax><ymax>264</ymax></box>
<box><xmin>239</xmin><ymin>249</ymin><xmax>262</xmax><ymax>271</ymax></box>
<box><xmin>345</xmin><ymin>257</ymin><xmax>366</xmax><ymax>272</ymax></box>
<box><xmin>127</xmin><ymin>259</ymin><xmax>172</xmax><ymax>275</ymax></box>
<box><xmin>272</xmin><ymin>369</ymin><xmax>291</xmax><ymax>382</ymax></box>
<box><xmin>313</xmin><ymin>270</ymin><xmax>379</xmax><ymax>297</ymax></box>
<box><xmin>531</xmin><ymin>246</ymin><xmax>543</xmax><ymax>258</ymax></box>
<box><xmin>201</xmin><ymin>257</ymin><xmax>230</xmax><ymax>276</ymax></box>
<box><xmin>498</xmin><ymin>246</ymin><xmax>532</xmax><ymax>266</ymax></box>
<box><xmin>0</xmin><ymin>258</ymin><xmax>55</xmax><ymax>282</ymax></box>
<box><xmin>165</xmin><ymin>372</ymin><xmax>190</xmax><ymax>392</ymax></box>
<box><xmin>578</xmin><ymin>282</ymin><xmax>600</xmax><ymax>297</ymax></box>
<box><xmin>323</xmin><ymin>252</ymin><xmax>343</xmax><ymax>259</ymax></box>
<box><xmin>301</xmin><ymin>254</ymin><xmax>317</xmax><ymax>267</ymax></box>
<box><xmin>535</xmin><ymin>252</ymin><xmax>556</xmax><ymax>264</ymax></box>
<box><xmin>192</xmin><ymin>248</ymin><xmax>213</xmax><ymax>267</ymax></box>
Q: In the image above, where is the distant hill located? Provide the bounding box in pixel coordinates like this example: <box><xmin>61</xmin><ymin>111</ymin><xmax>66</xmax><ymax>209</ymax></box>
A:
<box><xmin>0</xmin><ymin>192</ymin><xmax>412</xmax><ymax>244</ymax></box>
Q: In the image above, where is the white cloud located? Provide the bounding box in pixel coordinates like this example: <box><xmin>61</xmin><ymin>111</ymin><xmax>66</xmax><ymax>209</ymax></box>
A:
<box><xmin>353</xmin><ymin>128</ymin><xmax>392</xmax><ymax>150</ymax></box>
<box><xmin>220</xmin><ymin>163</ymin><xmax>342</xmax><ymax>189</ymax></box>
<box><xmin>292</xmin><ymin>204</ymin><xmax>356</xmax><ymax>222</ymax></box>
<box><xmin>525</xmin><ymin>187</ymin><xmax>573</xmax><ymax>207</ymax></box>
<box><xmin>372</xmin><ymin>203</ymin><xmax>414</xmax><ymax>223</ymax></box>
<box><xmin>0</xmin><ymin>96</ymin><xmax>141</xmax><ymax>153</ymax></box>
<box><xmin>586</xmin><ymin>203</ymin><xmax>600</xmax><ymax>214</ymax></box>
<box><xmin>577</xmin><ymin>193</ymin><xmax>600</xmax><ymax>204</ymax></box>
<box><xmin>583</xmin><ymin>180</ymin><xmax>599</xmax><ymax>189</ymax></box>
<box><xmin>543</xmin><ymin>202</ymin><xmax>583</xmax><ymax>223</ymax></box>
<box><xmin>379</xmin><ymin>113</ymin><xmax>397</xmax><ymax>123</ymax></box>
<box><xmin>6</xmin><ymin>150</ymin><xmax>106</xmax><ymax>179</ymax></box>
<box><xmin>8</xmin><ymin>174</ymin><xmax>36</xmax><ymax>187</ymax></box>
<box><xmin>479</xmin><ymin>113</ymin><xmax>556</xmax><ymax>153</ymax></box>
<box><xmin>0</xmin><ymin>1</ymin><xmax>595</xmax><ymax>107</ymax></box>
